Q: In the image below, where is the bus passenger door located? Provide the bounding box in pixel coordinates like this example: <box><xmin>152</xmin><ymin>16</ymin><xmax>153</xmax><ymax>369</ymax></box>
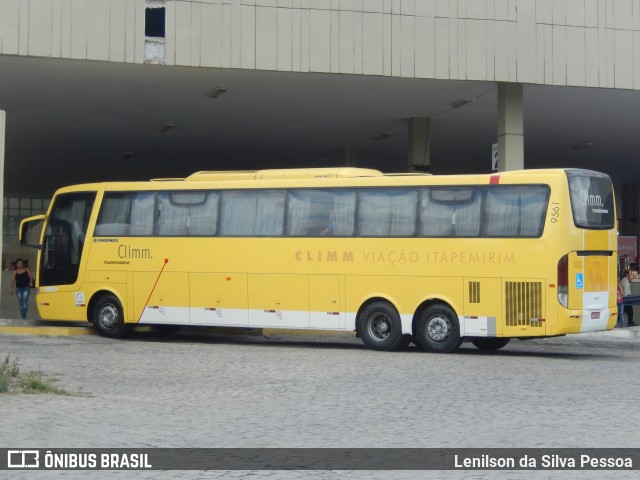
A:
<box><xmin>189</xmin><ymin>273</ymin><xmax>248</xmax><ymax>326</ymax></box>
<box><xmin>309</xmin><ymin>275</ymin><xmax>343</xmax><ymax>330</ymax></box>
<box><xmin>36</xmin><ymin>192</ymin><xmax>96</xmax><ymax>322</ymax></box>
<box><xmin>248</xmin><ymin>274</ymin><xmax>309</xmax><ymax>328</ymax></box>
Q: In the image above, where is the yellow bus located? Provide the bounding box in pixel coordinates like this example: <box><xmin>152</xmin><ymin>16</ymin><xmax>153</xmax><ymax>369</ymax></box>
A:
<box><xmin>20</xmin><ymin>167</ymin><xmax>617</xmax><ymax>353</ymax></box>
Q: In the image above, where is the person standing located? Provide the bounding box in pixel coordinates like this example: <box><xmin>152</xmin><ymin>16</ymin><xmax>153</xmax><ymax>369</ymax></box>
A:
<box><xmin>619</xmin><ymin>269</ymin><xmax>636</xmax><ymax>327</ymax></box>
<box><xmin>9</xmin><ymin>258</ymin><xmax>33</xmax><ymax>319</ymax></box>
<box><xmin>617</xmin><ymin>283</ymin><xmax>624</xmax><ymax>328</ymax></box>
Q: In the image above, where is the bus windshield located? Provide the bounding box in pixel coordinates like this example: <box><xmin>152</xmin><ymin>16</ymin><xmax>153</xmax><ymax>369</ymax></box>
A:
<box><xmin>567</xmin><ymin>170</ymin><xmax>614</xmax><ymax>230</ymax></box>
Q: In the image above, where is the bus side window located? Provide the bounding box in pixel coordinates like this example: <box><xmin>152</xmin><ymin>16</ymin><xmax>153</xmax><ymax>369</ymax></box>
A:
<box><xmin>157</xmin><ymin>191</ymin><xmax>218</xmax><ymax>236</ymax></box>
<box><xmin>95</xmin><ymin>194</ymin><xmax>132</xmax><ymax>236</ymax></box>
<box><xmin>287</xmin><ymin>189</ymin><xmax>355</xmax><ymax>236</ymax></box>
<box><xmin>419</xmin><ymin>188</ymin><xmax>480</xmax><ymax>237</ymax></box>
<box><xmin>358</xmin><ymin>188</ymin><xmax>417</xmax><ymax>236</ymax></box>
<box><xmin>129</xmin><ymin>193</ymin><xmax>155</xmax><ymax>236</ymax></box>
<box><xmin>483</xmin><ymin>187</ymin><xmax>548</xmax><ymax>237</ymax></box>
<box><xmin>95</xmin><ymin>192</ymin><xmax>154</xmax><ymax>237</ymax></box>
<box><xmin>220</xmin><ymin>190</ymin><xmax>285</xmax><ymax>236</ymax></box>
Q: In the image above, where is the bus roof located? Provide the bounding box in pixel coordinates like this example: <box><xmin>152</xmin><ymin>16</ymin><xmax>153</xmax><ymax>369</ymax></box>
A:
<box><xmin>52</xmin><ymin>168</ymin><xmax>610</xmax><ymax>195</ymax></box>
<box><xmin>185</xmin><ymin>167</ymin><xmax>384</xmax><ymax>181</ymax></box>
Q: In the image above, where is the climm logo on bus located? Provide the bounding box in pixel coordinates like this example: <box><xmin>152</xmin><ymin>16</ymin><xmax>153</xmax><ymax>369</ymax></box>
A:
<box><xmin>579</xmin><ymin>190</ymin><xmax>608</xmax><ymax>213</ymax></box>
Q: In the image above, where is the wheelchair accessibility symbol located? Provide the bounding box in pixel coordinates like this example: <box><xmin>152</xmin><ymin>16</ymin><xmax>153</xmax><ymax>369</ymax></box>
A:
<box><xmin>576</xmin><ymin>273</ymin><xmax>584</xmax><ymax>289</ymax></box>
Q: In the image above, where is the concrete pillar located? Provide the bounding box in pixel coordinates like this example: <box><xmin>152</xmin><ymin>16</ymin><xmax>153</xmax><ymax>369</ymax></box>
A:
<box><xmin>619</xmin><ymin>183</ymin><xmax>640</xmax><ymax>236</ymax></box>
<box><xmin>408</xmin><ymin>117</ymin><xmax>431</xmax><ymax>172</ymax></box>
<box><xmin>497</xmin><ymin>83</ymin><xmax>524</xmax><ymax>171</ymax></box>
<box><xmin>0</xmin><ymin>111</ymin><xmax>5</xmax><ymax>293</ymax></box>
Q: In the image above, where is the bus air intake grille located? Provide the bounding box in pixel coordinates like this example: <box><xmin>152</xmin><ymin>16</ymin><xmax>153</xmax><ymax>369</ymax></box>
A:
<box><xmin>505</xmin><ymin>281</ymin><xmax>543</xmax><ymax>327</ymax></box>
<box><xmin>469</xmin><ymin>281</ymin><xmax>481</xmax><ymax>304</ymax></box>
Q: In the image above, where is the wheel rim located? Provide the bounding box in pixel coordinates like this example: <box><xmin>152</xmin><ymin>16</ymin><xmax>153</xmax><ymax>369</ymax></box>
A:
<box><xmin>98</xmin><ymin>303</ymin><xmax>119</xmax><ymax>329</ymax></box>
<box><xmin>426</xmin><ymin>314</ymin><xmax>451</xmax><ymax>343</ymax></box>
<box><xmin>367</xmin><ymin>313</ymin><xmax>393</xmax><ymax>342</ymax></box>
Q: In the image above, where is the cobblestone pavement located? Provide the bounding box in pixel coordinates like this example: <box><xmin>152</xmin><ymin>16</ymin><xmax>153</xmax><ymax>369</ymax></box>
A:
<box><xmin>1</xmin><ymin>331</ymin><xmax>639</xmax><ymax>480</ymax></box>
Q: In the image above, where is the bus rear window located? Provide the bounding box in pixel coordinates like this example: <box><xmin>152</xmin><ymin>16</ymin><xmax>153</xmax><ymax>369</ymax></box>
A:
<box><xmin>567</xmin><ymin>171</ymin><xmax>614</xmax><ymax>229</ymax></box>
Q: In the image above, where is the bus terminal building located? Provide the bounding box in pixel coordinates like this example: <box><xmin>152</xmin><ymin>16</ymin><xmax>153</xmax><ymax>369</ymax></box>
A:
<box><xmin>1</xmin><ymin>0</ymin><xmax>640</xmax><ymax>266</ymax></box>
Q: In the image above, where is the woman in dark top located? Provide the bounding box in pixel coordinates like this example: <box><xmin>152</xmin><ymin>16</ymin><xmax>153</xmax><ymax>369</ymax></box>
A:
<box><xmin>9</xmin><ymin>258</ymin><xmax>33</xmax><ymax>319</ymax></box>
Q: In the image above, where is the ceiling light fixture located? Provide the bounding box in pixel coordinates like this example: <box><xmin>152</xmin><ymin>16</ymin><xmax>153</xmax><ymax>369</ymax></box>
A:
<box><xmin>157</xmin><ymin>123</ymin><xmax>175</xmax><ymax>133</ymax></box>
<box><xmin>450</xmin><ymin>98</ymin><xmax>473</xmax><ymax>109</ymax></box>
<box><xmin>207</xmin><ymin>87</ymin><xmax>227</xmax><ymax>99</ymax></box>
<box><xmin>570</xmin><ymin>142</ymin><xmax>595</xmax><ymax>150</ymax></box>
<box><xmin>372</xmin><ymin>131</ymin><xmax>394</xmax><ymax>141</ymax></box>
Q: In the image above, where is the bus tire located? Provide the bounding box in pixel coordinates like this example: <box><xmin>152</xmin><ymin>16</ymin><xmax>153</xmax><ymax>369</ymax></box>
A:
<box><xmin>93</xmin><ymin>294</ymin><xmax>129</xmax><ymax>338</ymax></box>
<box><xmin>414</xmin><ymin>304</ymin><xmax>461</xmax><ymax>353</ymax></box>
<box><xmin>358</xmin><ymin>302</ymin><xmax>404</xmax><ymax>351</ymax></box>
<box><xmin>471</xmin><ymin>337</ymin><xmax>510</xmax><ymax>351</ymax></box>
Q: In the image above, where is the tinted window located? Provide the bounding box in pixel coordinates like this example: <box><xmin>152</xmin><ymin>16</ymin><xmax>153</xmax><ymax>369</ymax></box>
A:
<box><xmin>40</xmin><ymin>192</ymin><xmax>96</xmax><ymax>286</ymax></box>
<box><xmin>419</xmin><ymin>188</ymin><xmax>481</xmax><ymax>237</ymax></box>
<box><xmin>220</xmin><ymin>190</ymin><xmax>285</xmax><ymax>236</ymax></box>
<box><xmin>418</xmin><ymin>186</ymin><xmax>549</xmax><ymax>238</ymax></box>
<box><xmin>358</xmin><ymin>188</ymin><xmax>417</xmax><ymax>236</ymax></box>
<box><xmin>287</xmin><ymin>189</ymin><xmax>356</xmax><ymax>236</ymax></box>
<box><xmin>484</xmin><ymin>186</ymin><xmax>548</xmax><ymax>237</ymax></box>
<box><xmin>95</xmin><ymin>192</ymin><xmax>155</xmax><ymax>236</ymax></box>
<box><xmin>157</xmin><ymin>191</ymin><xmax>219</xmax><ymax>236</ymax></box>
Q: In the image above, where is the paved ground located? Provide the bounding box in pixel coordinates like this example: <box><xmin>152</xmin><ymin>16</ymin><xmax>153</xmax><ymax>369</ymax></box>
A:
<box><xmin>1</xmin><ymin>328</ymin><xmax>639</xmax><ymax>479</ymax></box>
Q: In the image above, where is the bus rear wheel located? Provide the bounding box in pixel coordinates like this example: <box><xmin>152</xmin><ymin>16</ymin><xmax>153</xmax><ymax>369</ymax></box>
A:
<box><xmin>93</xmin><ymin>294</ymin><xmax>129</xmax><ymax>338</ymax></box>
<box><xmin>471</xmin><ymin>337</ymin><xmax>510</xmax><ymax>351</ymax></box>
<box><xmin>414</xmin><ymin>304</ymin><xmax>461</xmax><ymax>353</ymax></box>
<box><xmin>358</xmin><ymin>302</ymin><xmax>404</xmax><ymax>351</ymax></box>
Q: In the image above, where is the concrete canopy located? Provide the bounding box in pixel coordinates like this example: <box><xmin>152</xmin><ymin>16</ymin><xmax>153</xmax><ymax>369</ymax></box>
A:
<box><xmin>1</xmin><ymin>55</ymin><xmax>639</xmax><ymax>197</ymax></box>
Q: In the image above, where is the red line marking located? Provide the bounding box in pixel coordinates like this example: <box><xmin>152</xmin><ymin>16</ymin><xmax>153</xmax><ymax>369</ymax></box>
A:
<box><xmin>490</xmin><ymin>175</ymin><xmax>500</xmax><ymax>184</ymax></box>
<box><xmin>138</xmin><ymin>258</ymin><xmax>169</xmax><ymax>322</ymax></box>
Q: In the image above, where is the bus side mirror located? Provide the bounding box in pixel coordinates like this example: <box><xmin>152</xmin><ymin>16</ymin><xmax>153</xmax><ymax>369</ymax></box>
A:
<box><xmin>19</xmin><ymin>214</ymin><xmax>46</xmax><ymax>248</ymax></box>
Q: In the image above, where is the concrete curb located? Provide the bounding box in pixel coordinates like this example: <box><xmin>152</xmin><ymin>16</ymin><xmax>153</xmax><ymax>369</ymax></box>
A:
<box><xmin>0</xmin><ymin>323</ymin><xmax>356</xmax><ymax>338</ymax></box>
<box><xmin>1</xmin><ymin>318</ymin><xmax>637</xmax><ymax>339</ymax></box>
<box><xmin>0</xmin><ymin>325</ymin><xmax>95</xmax><ymax>336</ymax></box>
<box><xmin>570</xmin><ymin>326</ymin><xmax>640</xmax><ymax>339</ymax></box>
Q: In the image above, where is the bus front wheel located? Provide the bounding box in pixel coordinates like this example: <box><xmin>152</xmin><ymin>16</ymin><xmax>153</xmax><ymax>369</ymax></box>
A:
<box><xmin>358</xmin><ymin>302</ymin><xmax>404</xmax><ymax>351</ymax></box>
<box><xmin>415</xmin><ymin>304</ymin><xmax>461</xmax><ymax>353</ymax></box>
<box><xmin>471</xmin><ymin>337</ymin><xmax>510</xmax><ymax>351</ymax></box>
<box><xmin>93</xmin><ymin>294</ymin><xmax>129</xmax><ymax>338</ymax></box>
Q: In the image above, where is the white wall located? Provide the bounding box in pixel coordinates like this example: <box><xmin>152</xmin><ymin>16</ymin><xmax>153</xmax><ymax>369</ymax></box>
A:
<box><xmin>0</xmin><ymin>0</ymin><xmax>145</xmax><ymax>63</ymax></box>
<box><xmin>1</xmin><ymin>0</ymin><xmax>640</xmax><ymax>90</ymax></box>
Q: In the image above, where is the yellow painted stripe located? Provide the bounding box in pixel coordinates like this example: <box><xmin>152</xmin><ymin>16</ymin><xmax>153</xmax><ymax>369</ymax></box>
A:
<box><xmin>0</xmin><ymin>325</ymin><xmax>94</xmax><ymax>336</ymax></box>
<box><xmin>0</xmin><ymin>324</ymin><xmax>157</xmax><ymax>336</ymax></box>
<box><xmin>584</xmin><ymin>256</ymin><xmax>608</xmax><ymax>292</ymax></box>
<box><xmin>584</xmin><ymin>230</ymin><xmax>608</xmax><ymax>250</ymax></box>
